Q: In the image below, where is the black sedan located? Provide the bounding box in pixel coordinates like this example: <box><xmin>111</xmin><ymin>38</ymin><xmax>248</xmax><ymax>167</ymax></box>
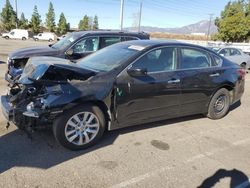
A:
<box><xmin>1</xmin><ymin>40</ymin><xmax>245</xmax><ymax>150</ymax></box>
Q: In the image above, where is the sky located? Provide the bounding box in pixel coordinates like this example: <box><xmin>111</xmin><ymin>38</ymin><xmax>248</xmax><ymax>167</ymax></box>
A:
<box><xmin>0</xmin><ymin>0</ymin><xmax>230</xmax><ymax>29</ymax></box>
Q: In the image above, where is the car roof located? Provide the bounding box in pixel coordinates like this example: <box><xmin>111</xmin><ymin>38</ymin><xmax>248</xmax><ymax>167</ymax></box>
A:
<box><xmin>118</xmin><ymin>39</ymin><xmax>211</xmax><ymax>50</ymax></box>
<box><xmin>73</xmin><ymin>30</ymin><xmax>150</xmax><ymax>39</ymax></box>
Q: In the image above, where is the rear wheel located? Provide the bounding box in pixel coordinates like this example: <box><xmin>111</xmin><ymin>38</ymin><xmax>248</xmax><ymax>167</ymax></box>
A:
<box><xmin>22</xmin><ymin>37</ymin><xmax>26</xmax><ymax>40</ymax></box>
<box><xmin>53</xmin><ymin>104</ymin><xmax>106</xmax><ymax>150</ymax></box>
<box><xmin>5</xmin><ymin>36</ymin><xmax>9</xmax><ymax>39</ymax></box>
<box><xmin>34</xmin><ymin>38</ymin><xmax>38</xmax><ymax>41</ymax></box>
<box><xmin>207</xmin><ymin>88</ymin><xmax>230</xmax><ymax>120</ymax></box>
<box><xmin>48</xmin><ymin>38</ymin><xmax>53</xmax><ymax>42</ymax></box>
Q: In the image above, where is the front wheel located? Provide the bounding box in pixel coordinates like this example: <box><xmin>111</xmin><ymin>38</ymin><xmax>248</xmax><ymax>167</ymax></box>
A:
<box><xmin>22</xmin><ymin>37</ymin><xmax>27</xmax><ymax>40</ymax></box>
<box><xmin>5</xmin><ymin>36</ymin><xmax>9</xmax><ymax>39</ymax></box>
<box><xmin>207</xmin><ymin>88</ymin><xmax>230</xmax><ymax>120</ymax></box>
<box><xmin>53</xmin><ymin>104</ymin><xmax>106</xmax><ymax>150</ymax></box>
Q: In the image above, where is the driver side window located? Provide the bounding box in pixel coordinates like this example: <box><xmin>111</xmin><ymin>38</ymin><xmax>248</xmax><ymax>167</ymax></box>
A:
<box><xmin>72</xmin><ymin>37</ymin><xmax>99</xmax><ymax>53</ymax></box>
<box><xmin>132</xmin><ymin>47</ymin><xmax>177</xmax><ymax>73</ymax></box>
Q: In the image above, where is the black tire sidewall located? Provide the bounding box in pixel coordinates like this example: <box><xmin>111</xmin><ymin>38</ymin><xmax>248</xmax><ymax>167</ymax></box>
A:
<box><xmin>207</xmin><ymin>88</ymin><xmax>230</xmax><ymax>120</ymax></box>
<box><xmin>53</xmin><ymin>104</ymin><xmax>106</xmax><ymax>150</ymax></box>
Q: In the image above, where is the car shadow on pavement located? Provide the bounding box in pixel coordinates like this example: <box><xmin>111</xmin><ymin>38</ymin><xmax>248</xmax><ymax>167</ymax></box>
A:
<box><xmin>197</xmin><ymin>169</ymin><xmax>250</xmax><ymax>188</ymax></box>
<box><xmin>0</xmin><ymin>61</ymin><xmax>5</xmax><ymax>64</ymax></box>
<box><xmin>0</xmin><ymin>114</ymin><xmax>204</xmax><ymax>174</ymax></box>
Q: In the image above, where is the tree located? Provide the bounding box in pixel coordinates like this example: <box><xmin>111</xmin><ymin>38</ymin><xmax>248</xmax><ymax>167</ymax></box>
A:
<box><xmin>93</xmin><ymin>15</ymin><xmax>99</xmax><ymax>30</ymax></box>
<box><xmin>18</xmin><ymin>12</ymin><xmax>28</xmax><ymax>29</ymax></box>
<box><xmin>45</xmin><ymin>2</ymin><xmax>56</xmax><ymax>32</ymax></box>
<box><xmin>78</xmin><ymin>15</ymin><xmax>89</xmax><ymax>30</ymax></box>
<box><xmin>30</xmin><ymin>5</ymin><xmax>41</xmax><ymax>34</ymax></box>
<box><xmin>0</xmin><ymin>0</ymin><xmax>17</xmax><ymax>31</ymax></box>
<box><xmin>215</xmin><ymin>0</ymin><xmax>249</xmax><ymax>42</ymax></box>
<box><xmin>57</xmin><ymin>12</ymin><xmax>68</xmax><ymax>35</ymax></box>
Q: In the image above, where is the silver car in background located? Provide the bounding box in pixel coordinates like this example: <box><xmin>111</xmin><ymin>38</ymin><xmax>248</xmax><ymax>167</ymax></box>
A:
<box><xmin>209</xmin><ymin>47</ymin><xmax>250</xmax><ymax>69</ymax></box>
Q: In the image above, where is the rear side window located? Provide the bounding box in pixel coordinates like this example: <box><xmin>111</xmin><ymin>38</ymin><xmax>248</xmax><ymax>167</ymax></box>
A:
<box><xmin>121</xmin><ymin>36</ymin><xmax>139</xmax><ymax>41</ymax></box>
<box><xmin>180</xmin><ymin>48</ymin><xmax>211</xmax><ymax>69</ymax></box>
<box><xmin>99</xmin><ymin>37</ymin><xmax>121</xmax><ymax>49</ymax></box>
<box><xmin>230</xmin><ymin>48</ymin><xmax>241</xmax><ymax>56</ymax></box>
<box><xmin>211</xmin><ymin>54</ymin><xmax>223</xmax><ymax>67</ymax></box>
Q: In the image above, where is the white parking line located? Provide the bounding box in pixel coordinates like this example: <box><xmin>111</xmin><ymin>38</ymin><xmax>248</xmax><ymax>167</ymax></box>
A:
<box><xmin>110</xmin><ymin>138</ymin><xmax>250</xmax><ymax>188</ymax></box>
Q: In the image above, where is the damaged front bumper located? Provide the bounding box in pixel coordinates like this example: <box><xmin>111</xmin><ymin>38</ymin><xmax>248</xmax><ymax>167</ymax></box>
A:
<box><xmin>0</xmin><ymin>94</ymin><xmax>61</xmax><ymax>130</ymax></box>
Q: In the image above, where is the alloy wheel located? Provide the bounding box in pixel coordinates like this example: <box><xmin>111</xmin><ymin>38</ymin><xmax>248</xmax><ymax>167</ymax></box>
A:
<box><xmin>64</xmin><ymin>112</ymin><xmax>100</xmax><ymax>146</ymax></box>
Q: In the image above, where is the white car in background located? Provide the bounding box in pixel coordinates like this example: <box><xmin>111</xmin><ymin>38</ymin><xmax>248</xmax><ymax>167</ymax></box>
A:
<box><xmin>2</xmin><ymin>29</ymin><xmax>29</xmax><ymax>40</ymax></box>
<box><xmin>210</xmin><ymin>47</ymin><xmax>250</xmax><ymax>69</ymax></box>
<box><xmin>33</xmin><ymin>32</ymin><xmax>55</xmax><ymax>42</ymax></box>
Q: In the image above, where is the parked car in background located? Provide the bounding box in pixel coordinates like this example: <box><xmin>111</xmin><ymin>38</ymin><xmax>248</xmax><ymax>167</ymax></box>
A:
<box><xmin>2</xmin><ymin>29</ymin><xmax>29</xmax><ymax>40</ymax></box>
<box><xmin>57</xmin><ymin>34</ymin><xmax>66</xmax><ymax>41</ymax></box>
<box><xmin>5</xmin><ymin>31</ymin><xmax>150</xmax><ymax>84</ymax></box>
<box><xmin>1</xmin><ymin>40</ymin><xmax>245</xmax><ymax>150</ymax></box>
<box><xmin>209</xmin><ymin>47</ymin><xmax>250</xmax><ymax>69</ymax></box>
<box><xmin>33</xmin><ymin>32</ymin><xmax>55</xmax><ymax>42</ymax></box>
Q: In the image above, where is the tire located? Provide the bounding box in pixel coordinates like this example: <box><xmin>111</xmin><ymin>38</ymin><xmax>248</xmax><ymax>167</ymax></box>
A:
<box><xmin>22</xmin><ymin>37</ymin><xmax>26</xmax><ymax>40</ymax></box>
<box><xmin>34</xmin><ymin>38</ymin><xmax>38</xmax><ymax>41</ymax></box>
<box><xmin>241</xmin><ymin>63</ymin><xmax>246</xmax><ymax>69</ymax></box>
<box><xmin>207</xmin><ymin>88</ymin><xmax>230</xmax><ymax>120</ymax></box>
<box><xmin>5</xmin><ymin>36</ymin><xmax>9</xmax><ymax>39</ymax></box>
<box><xmin>48</xmin><ymin>38</ymin><xmax>53</xmax><ymax>42</ymax></box>
<box><xmin>53</xmin><ymin>104</ymin><xmax>106</xmax><ymax>150</ymax></box>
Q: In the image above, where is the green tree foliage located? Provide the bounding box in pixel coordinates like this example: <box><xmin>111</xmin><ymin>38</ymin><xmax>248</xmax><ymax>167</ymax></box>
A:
<box><xmin>57</xmin><ymin>12</ymin><xmax>68</xmax><ymax>35</ymax></box>
<box><xmin>93</xmin><ymin>15</ymin><xmax>99</xmax><ymax>30</ymax></box>
<box><xmin>18</xmin><ymin>12</ymin><xmax>28</xmax><ymax>29</ymax></box>
<box><xmin>0</xmin><ymin>0</ymin><xmax>17</xmax><ymax>31</ymax></box>
<box><xmin>45</xmin><ymin>2</ymin><xmax>56</xmax><ymax>32</ymax></box>
<box><xmin>216</xmin><ymin>0</ymin><xmax>249</xmax><ymax>42</ymax></box>
<box><xmin>78</xmin><ymin>15</ymin><xmax>90</xmax><ymax>30</ymax></box>
<box><xmin>30</xmin><ymin>5</ymin><xmax>41</xmax><ymax>34</ymax></box>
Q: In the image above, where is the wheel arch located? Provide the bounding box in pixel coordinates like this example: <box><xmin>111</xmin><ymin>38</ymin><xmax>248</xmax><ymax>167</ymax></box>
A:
<box><xmin>210</xmin><ymin>83</ymin><xmax>235</xmax><ymax>106</ymax></box>
<box><xmin>64</xmin><ymin>100</ymin><xmax>112</xmax><ymax>130</ymax></box>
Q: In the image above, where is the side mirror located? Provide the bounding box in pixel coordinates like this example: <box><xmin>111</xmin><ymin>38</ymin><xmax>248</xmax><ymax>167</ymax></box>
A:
<box><xmin>127</xmin><ymin>67</ymin><xmax>147</xmax><ymax>77</ymax></box>
<box><xmin>65</xmin><ymin>49</ymin><xmax>74</xmax><ymax>56</ymax></box>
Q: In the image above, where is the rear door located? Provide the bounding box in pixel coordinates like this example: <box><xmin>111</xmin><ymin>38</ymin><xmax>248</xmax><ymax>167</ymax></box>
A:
<box><xmin>115</xmin><ymin>47</ymin><xmax>181</xmax><ymax>127</ymax></box>
<box><xmin>178</xmin><ymin>47</ymin><xmax>224</xmax><ymax>116</ymax></box>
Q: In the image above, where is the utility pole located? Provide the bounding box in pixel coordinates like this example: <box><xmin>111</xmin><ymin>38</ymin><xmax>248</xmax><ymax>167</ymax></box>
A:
<box><xmin>120</xmin><ymin>0</ymin><xmax>124</xmax><ymax>30</ymax></box>
<box><xmin>138</xmin><ymin>0</ymin><xmax>143</xmax><ymax>32</ymax></box>
<box><xmin>207</xmin><ymin>13</ymin><xmax>214</xmax><ymax>42</ymax></box>
<box><xmin>14</xmin><ymin>0</ymin><xmax>18</xmax><ymax>28</ymax></box>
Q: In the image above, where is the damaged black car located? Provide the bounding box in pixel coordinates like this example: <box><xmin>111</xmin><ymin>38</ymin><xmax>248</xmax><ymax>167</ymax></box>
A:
<box><xmin>1</xmin><ymin>40</ymin><xmax>245</xmax><ymax>150</ymax></box>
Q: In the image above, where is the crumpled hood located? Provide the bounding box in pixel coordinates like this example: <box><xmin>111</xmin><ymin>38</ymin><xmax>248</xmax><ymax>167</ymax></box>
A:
<box><xmin>19</xmin><ymin>56</ymin><xmax>97</xmax><ymax>84</ymax></box>
<box><xmin>9</xmin><ymin>46</ymin><xmax>59</xmax><ymax>59</ymax></box>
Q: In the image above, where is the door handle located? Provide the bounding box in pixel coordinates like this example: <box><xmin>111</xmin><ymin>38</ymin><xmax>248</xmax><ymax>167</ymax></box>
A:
<box><xmin>168</xmin><ymin>79</ymin><xmax>180</xmax><ymax>84</ymax></box>
<box><xmin>210</xmin><ymin>73</ymin><xmax>220</xmax><ymax>77</ymax></box>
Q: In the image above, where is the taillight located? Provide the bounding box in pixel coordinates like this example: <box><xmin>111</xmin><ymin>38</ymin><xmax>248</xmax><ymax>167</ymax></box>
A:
<box><xmin>238</xmin><ymin>68</ymin><xmax>246</xmax><ymax>79</ymax></box>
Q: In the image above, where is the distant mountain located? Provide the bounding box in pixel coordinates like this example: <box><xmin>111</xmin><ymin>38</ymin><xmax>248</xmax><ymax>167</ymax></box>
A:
<box><xmin>126</xmin><ymin>20</ymin><xmax>217</xmax><ymax>34</ymax></box>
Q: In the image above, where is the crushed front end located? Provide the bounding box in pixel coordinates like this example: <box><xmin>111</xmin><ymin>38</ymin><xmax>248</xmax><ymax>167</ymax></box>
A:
<box><xmin>1</xmin><ymin>56</ymin><xmax>96</xmax><ymax>132</ymax></box>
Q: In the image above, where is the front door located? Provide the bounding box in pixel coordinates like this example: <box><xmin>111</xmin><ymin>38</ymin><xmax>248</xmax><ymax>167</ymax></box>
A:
<box><xmin>115</xmin><ymin>47</ymin><xmax>181</xmax><ymax>127</ymax></box>
<box><xmin>67</xmin><ymin>37</ymin><xmax>99</xmax><ymax>60</ymax></box>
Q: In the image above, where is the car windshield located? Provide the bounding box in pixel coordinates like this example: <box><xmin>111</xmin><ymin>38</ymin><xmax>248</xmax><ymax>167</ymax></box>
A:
<box><xmin>78</xmin><ymin>44</ymin><xmax>142</xmax><ymax>72</ymax></box>
<box><xmin>51</xmin><ymin>33</ymin><xmax>81</xmax><ymax>50</ymax></box>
